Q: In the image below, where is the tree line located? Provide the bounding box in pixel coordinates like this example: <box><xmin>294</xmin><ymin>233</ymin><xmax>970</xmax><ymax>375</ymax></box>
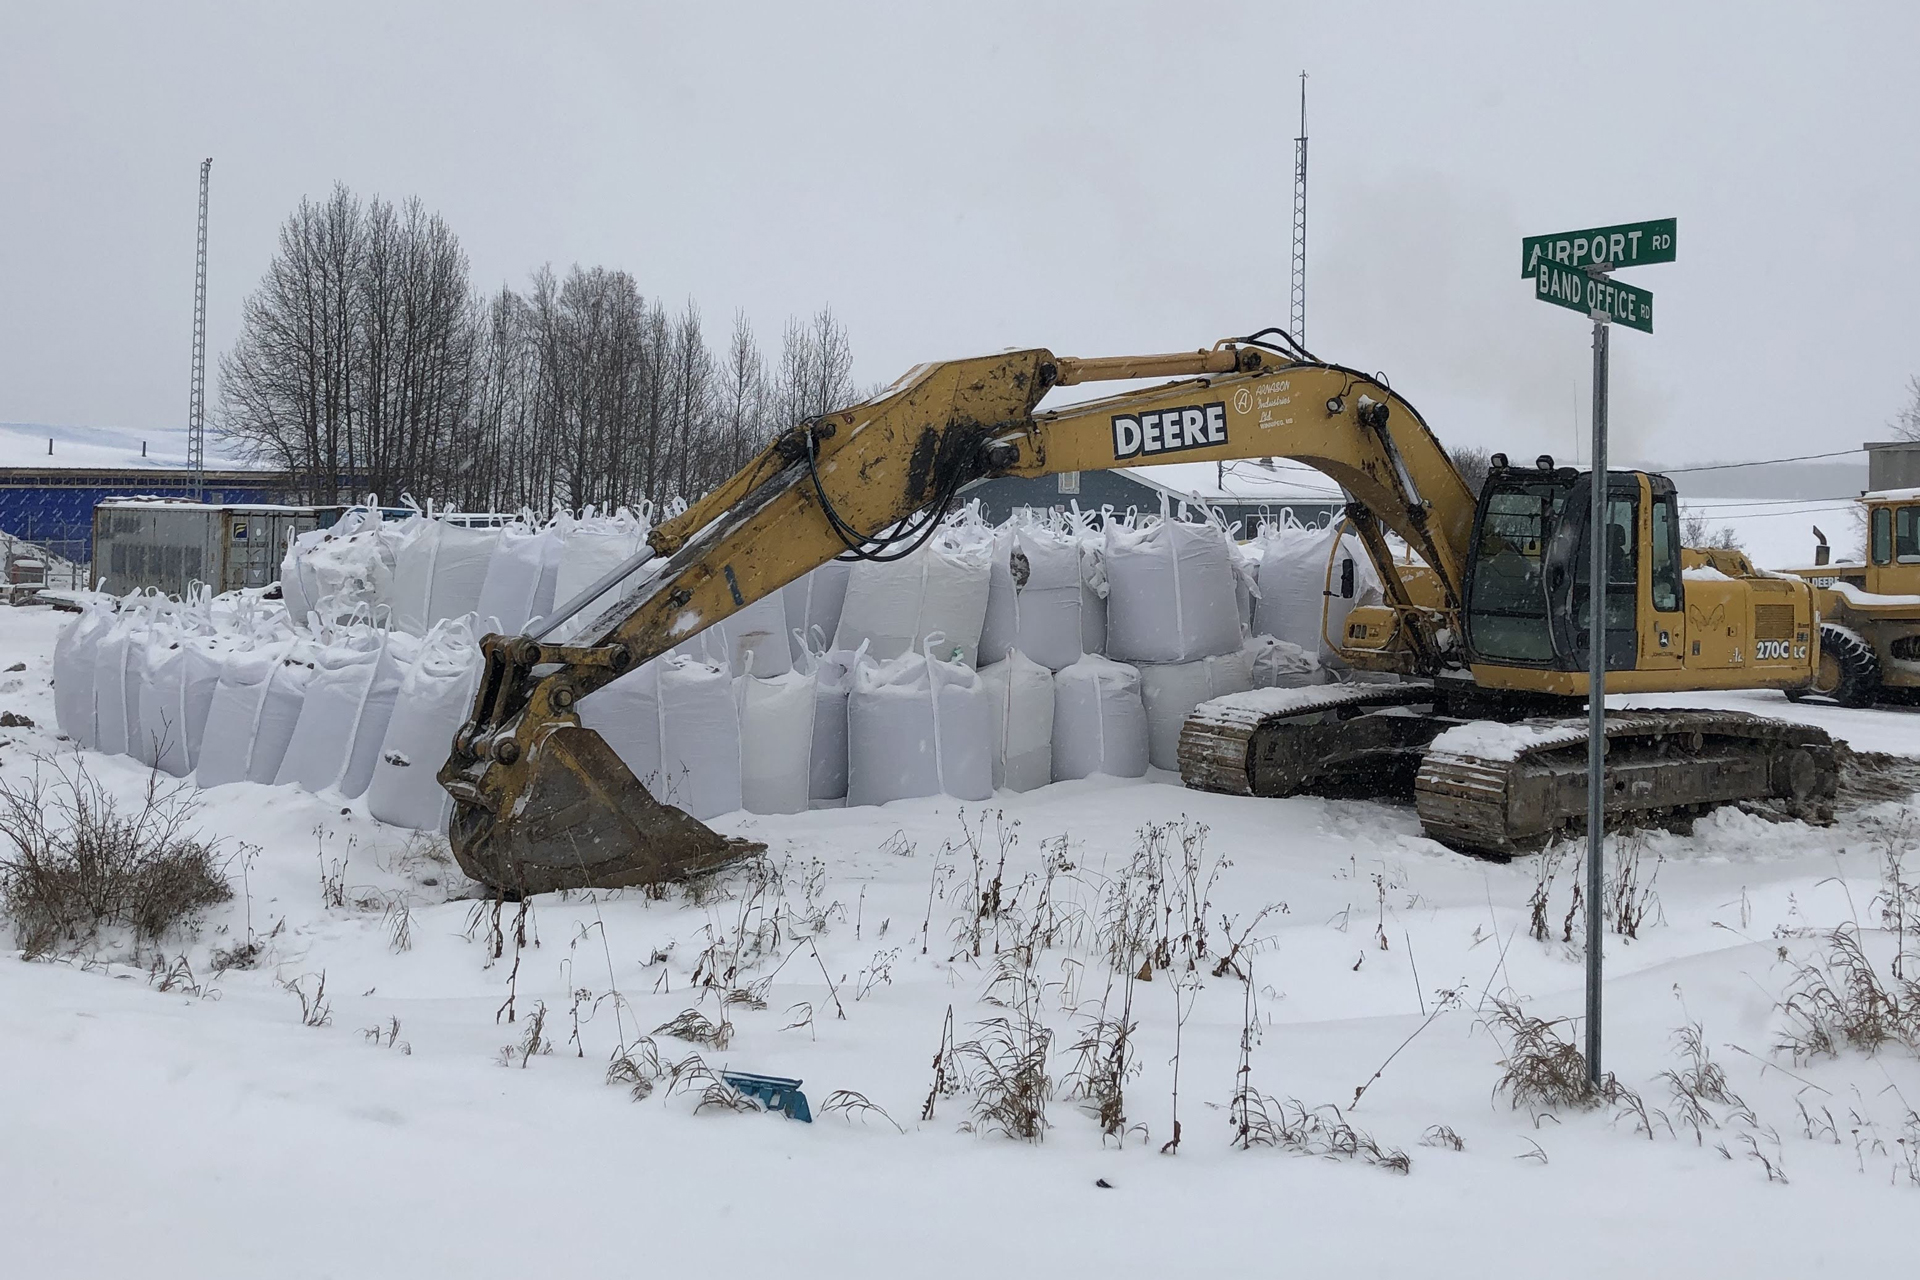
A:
<box><xmin>219</xmin><ymin>183</ymin><xmax>855</xmax><ymax>512</ymax></box>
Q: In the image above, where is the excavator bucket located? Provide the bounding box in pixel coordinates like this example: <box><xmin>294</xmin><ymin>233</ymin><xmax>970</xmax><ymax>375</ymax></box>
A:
<box><xmin>446</xmin><ymin>722</ymin><xmax>761</xmax><ymax>897</ymax></box>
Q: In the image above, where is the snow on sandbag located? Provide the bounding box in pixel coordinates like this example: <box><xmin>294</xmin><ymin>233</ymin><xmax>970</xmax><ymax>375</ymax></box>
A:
<box><xmin>368</xmin><ymin>619</ymin><xmax>483</xmax><ymax>831</ymax></box>
<box><xmin>680</xmin><ymin>590</ymin><xmax>792</xmax><ymax>679</ymax></box>
<box><xmin>1051</xmin><ymin>654</ymin><xmax>1148</xmax><ymax>781</ymax></box>
<box><xmin>799</xmin><ymin>641</ymin><xmax>868</xmax><ymax>802</ymax></box>
<box><xmin>475</xmin><ymin>517</ymin><xmax>565</xmax><ymax>636</ymax></box>
<box><xmin>90</xmin><ymin>597</ymin><xmax>156</xmax><ymax>757</ymax></box>
<box><xmin>390</xmin><ymin>513</ymin><xmax>500</xmax><ymax>636</ymax></box>
<box><xmin>550</xmin><ymin>507</ymin><xmax>652</xmax><ymax>641</ymax></box>
<box><xmin>980</xmin><ymin>520</ymin><xmax>1083</xmax><ymax>672</ymax></box>
<box><xmin>1254</xmin><ymin>519</ymin><xmax>1381</xmax><ymax>665</ymax></box>
<box><xmin>275</xmin><ymin>628</ymin><xmax>422</xmax><ymax>798</ymax></box>
<box><xmin>579</xmin><ymin>653</ymin><xmax>741</xmax><ymax>821</ymax></box>
<box><xmin>1102</xmin><ymin>516</ymin><xmax>1242</xmax><ymax>664</ymax></box>
<box><xmin>736</xmin><ymin>670</ymin><xmax>816</xmax><ymax>815</ymax></box>
<box><xmin>845</xmin><ymin>645</ymin><xmax>994</xmax><ymax>807</ymax></box>
<box><xmin>980</xmin><ymin>650</ymin><xmax>1055</xmax><ymax>793</ymax></box>
<box><xmin>53</xmin><ymin>596</ymin><xmax>116</xmax><ymax>747</ymax></box>
<box><xmin>1138</xmin><ymin>650</ymin><xmax>1254</xmax><ymax>772</ymax></box>
<box><xmin>1244</xmin><ymin>634</ymin><xmax>1324</xmax><ymax>690</ymax></box>
<box><xmin>834</xmin><ymin>517</ymin><xmax>993</xmax><ymax>667</ymax></box>
<box><xmin>783</xmin><ymin>560</ymin><xmax>852</xmax><ymax>665</ymax></box>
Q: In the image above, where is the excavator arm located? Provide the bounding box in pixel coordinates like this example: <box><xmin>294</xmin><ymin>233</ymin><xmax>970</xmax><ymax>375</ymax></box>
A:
<box><xmin>438</xmin><ymin>339</ymin><xmax>1480</xmax><ymax>894</ymax></box>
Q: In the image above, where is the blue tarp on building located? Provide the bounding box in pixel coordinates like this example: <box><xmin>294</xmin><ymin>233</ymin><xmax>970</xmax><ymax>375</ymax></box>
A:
<box><xmin>0</xmin><ymin>467</ymin><xmax>295</xmax><ymax>566</ymax></box>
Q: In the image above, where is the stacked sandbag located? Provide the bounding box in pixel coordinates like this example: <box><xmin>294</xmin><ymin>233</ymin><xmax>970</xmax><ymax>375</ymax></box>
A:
<box><xmin>799</xmin><ymin>642</ymin><xmax>868</xmax><ymax>803</ymax></box>
<box><xmin>474</xmin><ymin>516</ymin><xmax>565</xmax><ymax>636</ymax></box>
<box><xmin>1254</xmin><ymin>519</ymin><xmax>1381</xmax><ymax>665</ymax></box>
<box><xmin>1067</xmin><ymin>506</ymin><xmax>1107</xmax><ymax>656</ymax></box>
<box><xmin>550</xmin><ymin>507</ymin><xmax>652</xmax><ymax>641</ymax></box>
<box><xmin>1244</xmin><ymin>634</ymin><xmax>1324</xmax><ymax>689</ymax></box>
<box><xmin>979</xmin><ymin>519</ymin><xmax>1083</xmax><ymax>672</ymax></box>
<box><xmin>275</xmin><ymin>625</ymin><xmax>423</xmax><ymax>798</ymax></box>
<box><xmin>89</xmin><ymin>595</ymin><xmax>156</xmax><ymax>758</ymax></box>
<box><xmin>1050</xmin><ymin>654</ymin><xmax>1149</xmax><ymax>781</ymax></box>
<box><xmin>834</xmin><ymin>517</ymin><xmax>993</xmax><ymax>666</ymax></box>
<box><xmin>845</xmin><ymin>647</ymin><xmax>994</xmax><ymax>806</ymax></box>
<box><xmin>368</xmin><ymin>618</ymin><xmax>484</xmax><ymax>831</ymax></box>
<box><xmin>579</xmin><ymin>653</ymin><xmax>742</xmax><ymax>820</ymax></box>
<box><xmin>138</xmin><ymin>627</ymin><xmax>233</xmax><ymax>778</ymax></box>
<box><xmin>1138</xmin><ymin>650</ymin><xmax>1254</xmax><ymax>771</ymax></box>
<box><xmin>736</xmin><ymin>670</ymin><xmax>816</xmax><ymax>815</ymax></box>
<box><xmin>680</xmin><ymin>590</ymin><xmax>792</xmax><ymax>679</ymax></box>
<box><xmin>980</xmin><ymin>650</ymin><xmax>1055</xmax><ymax>793</ymax></box>
<box><xmin>1102</xmin><ymin>516</ymin><xmax>1243</xmax><ymax>664</ymax></box>
<box><xmin>283</xmin><ymin>507</ymin><xmax>394</xmax><ymax>624</ymax></box>
<box><xmin>195</xmin><ymin>636</ymin><xmax>317</xmax><ymax>788</ymax></box>
<box><xmin>391</xmin><ymin>513</ymin><xmax>500</xmax><ymax>637</ymax></box>
<box><xmin>783</xmin><ymin>560</ymin><xmax>852</xmax><ymax>665</ymax></box>
<box><xmin>52</xmin><ymin>595</ymin><xmax>116</xmax><ymax>747</ymax></box>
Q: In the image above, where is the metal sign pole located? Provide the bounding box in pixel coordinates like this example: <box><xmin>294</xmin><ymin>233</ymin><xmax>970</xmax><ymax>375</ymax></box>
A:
<box><xmin>1585</xmin><ymin>283</ymin><xmax>1610</xmax><ymax>1087</ymax></box>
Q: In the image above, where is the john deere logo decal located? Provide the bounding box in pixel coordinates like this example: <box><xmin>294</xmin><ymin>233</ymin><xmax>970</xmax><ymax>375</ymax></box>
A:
<box><xmin>1111</xmin><ymin>401</ymin><xmax>1227</xmax><ymax>461</ymax></box>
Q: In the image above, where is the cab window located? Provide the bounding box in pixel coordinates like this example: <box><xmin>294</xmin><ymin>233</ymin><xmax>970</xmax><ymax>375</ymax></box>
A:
<box><xmin>1898</xmin><ymin>507</ymin><xmax>1920</xmax><ymax>563</ymax></box>
<box><xmin>1467</xmin><ymin>484</ymin><xmax>1562</xmax><ymax>662</ymax></box>
<box><xmin>1873</xmin><ymin>507</ymin><xmax>1893</xmax><ymax>565</ymax></box>
<box><xmin>1649</xmin><ymin>492</ymin><xmax>1682</xmax><ymax>612</ymax></box>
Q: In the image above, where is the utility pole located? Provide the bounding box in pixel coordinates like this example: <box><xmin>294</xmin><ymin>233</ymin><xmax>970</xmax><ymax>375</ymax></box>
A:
<box><xmin>188</xmin><ymin>157</ymin><xmax>211</xmax><ymax>502</ymax></box>
<box><xmin>1290</xmin><ymin>72</ymin><xmax>1309</xmax><ymax>347</ymax></box>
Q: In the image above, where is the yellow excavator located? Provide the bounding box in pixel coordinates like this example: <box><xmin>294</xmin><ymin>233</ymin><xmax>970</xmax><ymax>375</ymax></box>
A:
<box><xmin>439</xmin><ymin>334</ymin><xmax>1837</xmax><ymax>894</ymax></box>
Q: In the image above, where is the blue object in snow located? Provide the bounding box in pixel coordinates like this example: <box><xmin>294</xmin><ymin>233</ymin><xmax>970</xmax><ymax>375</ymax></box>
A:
<box><xmin>721</xmin><ymin>1071</ymin><xmax>812</xmax><ymax>1122</ymax></box>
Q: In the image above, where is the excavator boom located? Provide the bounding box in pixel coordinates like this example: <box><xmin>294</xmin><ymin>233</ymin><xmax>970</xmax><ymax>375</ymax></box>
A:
<box><xmin>439</xmin><ymin>339</ymin><xmax>1477</xmax><ymax>893</ymax></box>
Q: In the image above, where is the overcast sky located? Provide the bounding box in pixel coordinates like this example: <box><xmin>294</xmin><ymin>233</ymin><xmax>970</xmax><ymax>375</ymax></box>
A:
<box><xmin>3</xmin><ymin>1</ymin><xmax>1916</xmax><ymax>469</ymax></box>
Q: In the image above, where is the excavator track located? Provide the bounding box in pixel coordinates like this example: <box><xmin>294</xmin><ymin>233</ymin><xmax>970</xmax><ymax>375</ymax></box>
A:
<box><xmin>1180</xmin><ymin>682</ymin><xmax>1444</xmax><ymax>798</ymax></box>
<box><xmin>1413</xmin><ymin>708</ymin><xmax>1837</xmax><ymax>857</ymax></box>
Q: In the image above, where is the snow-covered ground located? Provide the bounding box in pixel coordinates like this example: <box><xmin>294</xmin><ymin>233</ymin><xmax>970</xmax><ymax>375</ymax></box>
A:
<box><xmin>3</xmin><ymin>603</ymin><xmax>1918</xmax><ymax>1278</ymax></box>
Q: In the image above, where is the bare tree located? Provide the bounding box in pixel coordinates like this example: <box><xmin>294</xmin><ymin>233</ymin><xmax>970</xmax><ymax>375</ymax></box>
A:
<box><xmin>1891</xmin><ymin>375</ymin><xmax>1920</xmax><ymax>442</ymax></box>
<box><xmin>1448</xmin><ymin>445</ymin><xmax>1493</xmax><ymax>498</ymax></box>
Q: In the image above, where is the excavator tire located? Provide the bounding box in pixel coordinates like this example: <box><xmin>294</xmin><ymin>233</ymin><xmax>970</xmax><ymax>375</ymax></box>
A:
<box><xmin>1413</xmin><ymin>709</ymin><xmax>1837</xmax><ymax>857</ymax></box>
<box><xmin>1788</xmin><ymin>623</ymin><xmax>1880</xmax><ymax>709</ymax></box>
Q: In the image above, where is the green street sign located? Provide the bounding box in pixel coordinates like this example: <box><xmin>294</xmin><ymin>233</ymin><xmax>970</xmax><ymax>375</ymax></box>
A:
<box><xmin>1534</xmin><ymin>259</ymin><xmax>1654</xmax><ymax>333</ymax></box>
<box><xmin>1522</xmin><ymin>218</ymin><xmax>1676</xmax><ymax>277</ymax></box>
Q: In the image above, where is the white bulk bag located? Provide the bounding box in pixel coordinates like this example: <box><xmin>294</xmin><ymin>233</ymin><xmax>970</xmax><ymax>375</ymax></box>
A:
<box><xmin>579</xmin><ymin>653</ymin><xmax>741</xmax><ymax>821</ymax></box>
<box><xmin>391</xmin><ymin>516</ymin><xmax>499</xmax><ymax>636</ymax></box>
<box><xmin>980</xmin><ymin>650</ymin><xmax>1055</xmax><ymax>793</ymax></box>
<box><xmin>801</xmin><ymin>643</ymin><xmax>868</xmax><ymax>802</ymax></box>
<box><xmin>1103</xmin><ymin>518</ymin><xmax>1243</xmax><ymax>664</ymax></box>
<box><xmin>53</xmin><ymin>599</ymin><xmax>115</xmax><ymax>747</ymax></box>
<box><xmin>137</xmin><ymin>631</ymin><xmax>227</xmax><ymax>777</ymax></box>
<box><xmin>783</xmin><ymin>560</ymin><xmax>852</xmax><ymax>664</ymax></box>
<box><xmin>845</xmin><ymin>647</ymin><xmax>994</xmax><ymax>806</ymax></box>
<box><xmin>681</xmin><ymin>590</ymin><xmax>792</xmax><ymax>679</ymax></box>
<box><xmin>297</xmin><ymin>514</ymin><xmax>395</xmax><ymax>623</ymax></box>
<box><xmin>368</xmin><ymin>622</ymin><xmax>483</xmax><ymax>831</ymax></box>
<box><xmin>551</xmin><ymin>510</ymin><xmax>650</xmax><ymax>641</ymax></box>
<box><xmin>1068</xmin><ymin>508</ymin><xmax>1108</xmax><ymax>657</ymax></box>
<box><xmin>275</xmin><ymin>630</ymin><xmax>420</xmax><ymax>797</ymax></box>
<box><xmin>90</xmin><ymin>604</ymin><xmax>149</xmax><ymax>758</ymax></box>
<box><xmin>125</xmin><ymin>628</ymin><xmax>176</xmax><ymax>768</ymax></box>
<box><xmin>194</xmin><ymin>643</ymin><xmax>275</xmax><ymax>787</ymax></box>
<box><xmin>979</xmin><ymin>523</ymin><xmax>1084</xmax><ymax>672</ymax></box>
<box><xmin>1138</xmin><ymin>651</ymin><xmax>1255</xmax><ymax>772</ymax></box>
<box><xmin>475</xmin><ymin>520</ymin><xmax>565</xmax><ymax>636</ymax></box>
<box><xmin>833</xmin><ymin>523</ymin><xmax>993</xmax><ymax>667</ymax></box>
<box><xmin>1245</xmin><ymin>634</ymin><xmax>1324</xmax><ymax>690</ymax></box>
<box><xmin>736</xmin><ymin>671</ymin><xmax>816</xmax><ymax>815</ymax></box>
<box><xmin>1051</xmin><ymin>655</ymin><xmax>1149</xmax><ymax>782</ymax></box>
<box><xmin>1255</xmin><ymin>520</ymin><xmax>1381</xmax><ymax>664</ymax></box>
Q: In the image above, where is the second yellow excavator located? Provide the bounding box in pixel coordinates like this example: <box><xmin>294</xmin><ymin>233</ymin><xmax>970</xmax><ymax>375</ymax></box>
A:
<box><xmin>439</xmin><ymin>333</ymin><xmax>1836</xmax><ymax>894</ymax></box>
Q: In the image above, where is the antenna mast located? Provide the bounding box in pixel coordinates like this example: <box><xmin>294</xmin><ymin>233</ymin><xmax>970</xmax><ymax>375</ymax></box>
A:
<box><xmin>1290</xmin><ymin>72</ymin><xmax>1308</xmax><ymax>346</ymax></box>
<box><xmin>188</xmin><ymin>157</ymin><xmax>211</xmax><ymax>501</ymax></box>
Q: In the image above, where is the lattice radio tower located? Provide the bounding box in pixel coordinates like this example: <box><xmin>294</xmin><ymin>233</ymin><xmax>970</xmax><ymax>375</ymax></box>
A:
<box><xmin>187</xmin><ymin>157</ymin><xmax>212</xmax><ymax>501</ymax></box>
<box><xmin>1290</xmin><ymin>72</ymin><xmax>1308</xmax><ymax>347</ymax></box>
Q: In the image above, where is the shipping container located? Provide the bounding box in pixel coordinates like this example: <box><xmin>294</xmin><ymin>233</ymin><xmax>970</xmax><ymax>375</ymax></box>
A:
<box><xmin>91</xmin><ymin>500</ymin><xmax>320</xmax><ymax>597</ymax></box>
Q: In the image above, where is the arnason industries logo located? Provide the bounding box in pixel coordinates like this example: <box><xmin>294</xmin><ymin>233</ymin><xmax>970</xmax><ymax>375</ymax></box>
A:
<box><xmin>1111</xmin><ymin>401</ymin><xmax>1228</xmax><ymax>461</ymax></box>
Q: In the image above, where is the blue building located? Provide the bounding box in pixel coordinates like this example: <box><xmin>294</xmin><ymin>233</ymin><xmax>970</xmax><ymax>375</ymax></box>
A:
<box><xmin>0</xmin><ymin>466</ymin><xmax>295</xmax><ymax>569</ymax></box>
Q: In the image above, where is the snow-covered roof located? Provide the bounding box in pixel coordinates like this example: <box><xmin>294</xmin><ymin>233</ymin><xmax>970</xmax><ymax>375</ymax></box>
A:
<box><xmin>1861</xmin><ymin>487</ymin><xmax>1920</xmax><ymax>503</ymax></box>
<box><xmin>0</xmin><ymin>421</ymin><xmax>256</xmax><ymax>471</ymax></box>
<box><xmin>96</xmin><ymin>499</ymin><xmax>313</xmax><ymax>513</ymax></box>
<box><xmin>1123</xmin><ymin>457</ymin><xmax>1344</xmax><ymax>506</ymax></box>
